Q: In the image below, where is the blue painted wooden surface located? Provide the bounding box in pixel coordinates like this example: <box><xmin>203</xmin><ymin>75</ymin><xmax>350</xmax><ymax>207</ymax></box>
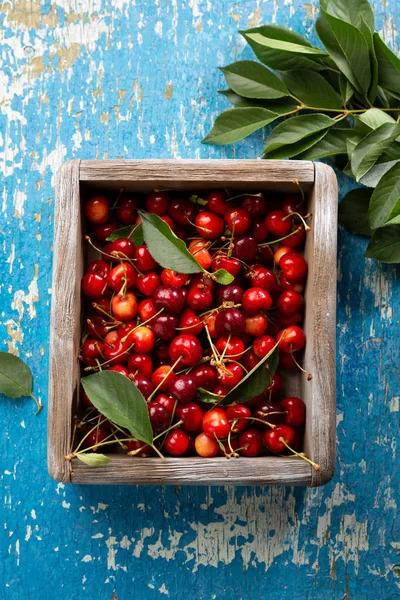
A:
<box><xmin>1</xmin><ymin>1</ymin><xmax>399</xmax><ymax>598</ymax></box>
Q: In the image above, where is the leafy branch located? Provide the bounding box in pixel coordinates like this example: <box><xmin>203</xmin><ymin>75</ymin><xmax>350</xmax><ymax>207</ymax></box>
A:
<box><xmin>203</xmin><ymin>0</ymin><xmax>400</xmax><ymax>263</ymax></box>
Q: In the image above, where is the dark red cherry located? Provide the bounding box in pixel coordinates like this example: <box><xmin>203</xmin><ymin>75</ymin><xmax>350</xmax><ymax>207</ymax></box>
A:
<box><xmin>281</xmin><ymin>397</ymin><xmax>306</xmax><ymax>427</ymax></box>
<box><xmin>151</xmin><ymin>314</ymin><xmax>178</xmax><ymax>340</ymax></box>
<box><xmin>152</xmin><ymin>285</ymin><xmax>185</xmax><ymax>314</ymax></box>
<box><xmin>242</xmin><ymin>195</ymin><xmax>267</xmax><ymax>218</ymax></box>
<box><xmin>214</xmin><ymin>308</ymin><xmax>246</xmax><ymax>335</ymax></box>
<box><xmin>216</xmin><ymin>284</ymin><xmax>244</xmax><ymax>305</ymax></box>
<box><xmin>190</xmin><ymin>364</ymin><xmax>217</xmax><ymax>391</ymax></box>
<box><xmin>148</xmin><ymin>401</ymin><xmax>170</xmax><ymax>434</ymax></box>
<box><xmin>145</xmin><ymin>191</ymin><xmax>169</xmax><ymax>215</ymax></box>
<box><xmin>176</xmin><ymin>402</ymin><xmax>203</xmax><ymax>432</ymax></box>
<box><xmin>232</xmin><ymin>236</ymin><xmax>258</xmax><ymax>264</ymax></box>
<box><xmin>168</xmin><ymin>197</ymin><xmax>196</xmax><ymax>227</ymax></box>
<box><xmin>168</xmin><ymin>374</ymin><xmax>197</xmax><ymax>403</ymax></box>
<box><xmin>116</xmin><ymin>195</ymin><xmax>140</xmax><ymax>225</ymax></box>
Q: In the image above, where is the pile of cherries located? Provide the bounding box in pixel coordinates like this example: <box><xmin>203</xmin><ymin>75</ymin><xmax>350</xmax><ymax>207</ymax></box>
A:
<box><xmin>79</xmin><ymin>187</ymin><xmax>312</xmax><ymax>462</ymax></box>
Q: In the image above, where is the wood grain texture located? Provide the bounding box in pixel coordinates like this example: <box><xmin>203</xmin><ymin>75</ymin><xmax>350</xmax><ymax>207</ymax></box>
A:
<box><xmin>48</xmin><ymin>160</ymin><xmax>81</xmax><ymax>483</ymax></box>
<box><xmin>49</xmin><ymin>159</ymin><xmax>336</xmax><ymax>487</ymax></box>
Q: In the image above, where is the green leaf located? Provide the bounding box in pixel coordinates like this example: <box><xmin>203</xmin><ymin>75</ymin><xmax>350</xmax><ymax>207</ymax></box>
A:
<box><xmin>220</xmin><ymin>346</ymin><xmax>279</xmax><ymax>406</ymax></box>
<box><xmin>81</xmin><ymin>371</ymin><xmax>153</xmax><ymax>445</ymax></box>
<box><xmin>138</xmin><ymin>210</ymin><xmax>202</xmax><ymax>274</ymax></box>
<box><xmin>263</xmin><ymin>113</ymin><xmax>336</xmax><ymax>157</ymax></box>
<box><xmin>198</xmin><ymin>388</ymin><xmax>222</xmax><ymax>404</ymax></box>
<box><xmin>280</xmin><ymin>69</ymin><xmax>343</xmax><ymax>109</ymax></box>
<box><xmin>132</xmin><ymin>224</ymin><xmax>144</xmax><ymax>247</ymax></box>
<box><xmin>211</xmin><ymin>269</ymin><xmax>235</xmax><ymax>285</ymax></box>
<box><xmin>365</xmin><ymin>226</ymin><xmax>400</xmax><ymax>263</ymax></box>
<box><xmin>385</xmin><ymin>199</ymin><xmax>400</xmax><ymax>226</ymax></box>
<box><xmin>221</xmin><ymin>61</ymin><xmax>288</xmax><ymax>99</ymax></box>
<box><xmin>320</xmin><ymin>0</ymin><xmax>374</xmax><ymax>32</ymax></box>
<box><xmin>242</xmin><ymin>25</ymin><xmax>330</xmax><ymax>72</ymax></box>
<box><xmin>338</xmin><ymin>188</ymin><xmax>373</xmax><ymax>236</ymax></box>
<box><xmin>351</xmin><ymin>122</ymin><xmax>400</xmax><ymax>181</ymax></box>
<box><xmin>295</xmin><ymin>128</ymin><xmax>354</xmax><ymax>160</ymax></box>
<box><xmin>374</xmin><ymin>33</ymin><xmax>400</xmax><ymax>95</ymax></box>
<box><xmin>219</xmin><ymin>90</ymin><xmax>298</xmax><ymax>114</ymax></box>
<box><xmin>202</xmin><ymin>107</ymin><xmax>278</xmax><ymax>145</ymax></box>
<box><xmin>0</xmin><ymin>352</ymin><xmax>32</xmax><ymax>399</ymax></box>
<box><xmin>245</xmin><ymin>32</ymin><xmax>328</xmax><ymax>56</ymax></box>
<box><xmin>263</xmin><ymin>130</ymin><xmax>328</xmax><ymax>160</ymax></box>
<box><xmin>316</xmin><ymin>11</ymin><xmax>371</xmax><ymax>95</ymax></box>
<box><xmin>358</xmin><ymin>160</ymin><xmax>400</xmax><ymax>188</ymax></box>
<box><xmin>368</xmin><ymin>162</ymin><xmax>400</xmax><ymax>229</ymax></box>
<box><xmin>356</xmin><ymin>108</ymin><xmax>396</xmax><ymax>131</ymax></box>
<box><xmin>77</xmin><ymin>453</ymin><xmax>112</xmax><ymax>467</ymax></box>
<box><xmin>339</xmin><ymin>73</ymin><xmax>354</xmax><ymax>103</ymax></box>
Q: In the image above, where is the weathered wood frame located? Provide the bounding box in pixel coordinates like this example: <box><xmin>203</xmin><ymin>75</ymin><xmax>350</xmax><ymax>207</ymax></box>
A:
<box><xmin>49</xmin><ymin>159</ymin><xmax>337</xmax><ymax>486</ymax></box>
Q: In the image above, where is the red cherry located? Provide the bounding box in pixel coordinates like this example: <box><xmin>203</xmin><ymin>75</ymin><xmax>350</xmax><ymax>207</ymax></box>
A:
<box><xmin>168</xmin><ymin>374</ymin><xmax>197</xmax><ymax>403</ymax></box>
<box><xmin>164</xmin><ymin>429</ymin><xmax>189</xmax><ymax>456</ymax></box>
<box><xmin>214</xmin><ymin>308</ymin><xmax>246</xmax><ymax>336</ymax></box>
<box><xmin>191</xmin><ymin>273</ymin><xmax>215</xmax><ymax>291</ymax></box>
<box><xmin>215</xmin><ymin>336</ymin><xmax>245</xmax><ymax>359</ymax></box>
<box><xmin>216</xmin><ymin>284</ymin><xmax>244</xmax><ymax>305</ymax></box>
<box><xmin>161</xmin><ymin>269</ymin><xmax>189</xmax><ymax>287</ymax></box>
<box><xmin>242</xmin><ymin>349</ymin><xmax>260</xmax><ymax>372</ymax></box>
<box><xmin>104</xmin><ymin>335</ymin><xmax>130</xmax><ymax>365</ymax></box>
<box><xmin>206</xmin><ymin>190</ymin><xmax>229</xmax><ymax>216</ymax></box>
<box><xmin>242</xmin><ymin>287</ymin><xmax>273</xmax><ymax>315</ymax></box>
<box><xmin>112</xmin><ymin>292</ymin><xmax>138</xmax><ymax>321</ymax></box>
<box><xmin>195</xmin><ymin>432</ymin><xmax>219</xmax><ymax>457</ymax></box>
<box><xmin>280</xmin><ymin>253</ymin><xmax>308</xmax><ymax>282</ymax></box>
<box><xmin>274</xmin><ymin>246</ymin><xmax>295</xmax><ymax>266</ymax></box>
<box><xmin>264</xmin><ymin>424</ymin><xmax>295</xmax><ymax>454</ymax></box>
<box><xmin>133</xmin><ymin>374</ymin><xmax>154</xmax><ymax>399</ymax></box>
<box><xmin>126</xmin><ymin>439</ymin><xmax>154</xmax><ymax>457</ymax></box>
<box><xmin>148</xmin><ymin>401</ymin><xmax>170</xmax><ymax>434</ymax></box>
<box><xmin>195</xmin><ymin>211</ymin><xmax>225</xmax><ymax>240</ymax></box>
<box><xmin>239</xmin><ymin>429</ymin><xmax>263</xmax><ymax>457</ymax></box>
<box><xmin>217</xmin><ymin>436</ymin><xmax>240</xmax><ymax>457</ymax></box>
<box><xmin>264</xmin><ymin>210</ymin><xmax>291</xmax><ymax>237</ymax></box>
<box><xmin>92</xmin><ymin>221</ymin><xmax>118</xmax><ymax>242</ymax></box>
<box><xmin>277</xmin><ymin>290</ymin><xmax>303</xmax><ymax>317</ymax></box>
<box><xmin>85</xmin><ymin>315</ymin><xmax>109</xmax><ymax>339</ymax></box>
<box><xmin>135</xmin><ymin>244</ymin><xmax>157</xmax><ymax>271</ymax></box>
<box><xmin>155</xmin><ymin>393</ymin><xmax>176</xmax><ymax>414</ymax></box>
<box><xmin>202</xmin><ymin>312</ymin><xmax>218</xmax><ymax>338</ymax></box>
<box><xmin>245</xmin><ymin>313</ymin><xmax>268</xmax><ymax>337</ymax></box>
<box><xmin>225</xmin><ymin>207</ymin><xmax>252</xmax><ymax>235</ymax></box>
<box><xmin>138</xmin><ymin>298</ymin><xmax>157</xmax><ymax>322</ymax></box>
<box><xmin>281</xmin><ymin>397</ymin><xmax>306</xmax><ymax>427</ymax></box>
<box><xmin>127</xmin><ymin>353</ymin><xmax>153</xmax><ymax>379</ymax></box>
<box><xmin>82</xmin><ymin>272</ymin><xmax>107</xmax><ymax>299</ymax></box>
<box><xmin>151</xmin><ymin>365</ymin><xmax>176</xmax><ymax>391</ymax></box>
<box><xmin>81</xmin><ymin>339</ymin><xmax>104</xmax><ymax>366</ymax></box>
<box><xmin>279</xmin><ymin>272</ymin><xmax>305</xmax><ymax>293</ymax></box>
<box><xmin>226</xmin><ymin>404</ymin><xmax>251</xmax><ymax>433</ymax></box>
<box><xmin>282</xmin><ymin>195</ymin><xmax>306</xmax><ymax>217</ymax></box>
<box><xmin>145</xmin><ymin>190</ymin><xmax>169</xmax><ymax>215</ymax></box>
<box><xmin>176</xmin><ymin>402</ymin><xmax>203</xmax><ymax>432</ymax></box>
<box><xmin>285</xmin><ymin>225</ymin><xmax>306</xmax><ymax>248</ymax></box>
<box><xmin>188</xmin><ymin>239</ymin><xmax>212</xmax><ymax>270</ymax></box>
<box><xmin>253</xmin><ymin>401</ymin><xmax>283</xmax><ymax>427</ymax></box>
<box><xmin>86</xmin><ymin>259</ymin><xmax>110</xmax><ymax>278</ymax></box>
<box><xmin>232</xmin><ymin>236</ymin><xmax>258</xmax><ymax>264</ymax></box>
<box><xmin>247</xmin><ymin>265</ymin><xmax>279</xmax><ymax>296</ymax></box>
<box><xmin>107</xmin><ymin>263</ymin><xmax>137</xmax><ymax>293</ymax></box>
<box><xmin>217</xmin><ymin>362</ymin><xmax>244</xmax><ymax>389</ymax></box>
<box><xmin>190</xmin><ymin>364</ymin><xmax>217</xmax><ymax>391</ymax></box>
<box><xmin>152</xmin><ymin>285</ymin><xmax>185</xmax><ymax>314</ymax></box>
<box><xmin>251</xmin><ymin>220</ymin><xmax>269</xmax><ymax>243</ymax></box>
<box><xmin>129</xmin><ymin>326</ymin><xmax>155</xmax><ymax>353</ymax></box>
<box><xmin>277</xmin><ymin>326</ymin><xmax>306</xmax><ymax>353</ymax></box>
<box><xmin>242</xmin><ymin>195</ymin><xmax>267</xmax><ymax>218</ymax></box>
<box><xmin>169</xmin><ymin>334</ymin><xmax>203</xmax><ymax>366</ymax></box>
<box><xmin>108</xmin><ymin>238</ymin><xmax>136</xmax><ymax>261</ymax></box>
<box><xmin>108</xmin><ymin>365</ymin><xmax>129</xmax><ymax>377</ymax></box>
<box><xmin>115</xmin><ymin>195</ymin><xmax>139</xmax><ymax>225</ymax></box>
<box><xmin>84</xmin><ymin>426</ymin><xmax>110</xmax><ymax>450</ymax></box>
<box><xmin>212</xmin><ymin>384</ymin><xmax>229</xmax><ymax>397</ymax></box>
<box><xmin>277</xmin><ymin>312</ymin><xmax>303</xmax><ymax>329</ymax></box>
<box><xmin>168</xmin><ymin>197</ymin><xmax>196</xmax><ymax>227</ymax></box>
<box><xmin>253</xmin><ymin>335</ymin><xmax>276</xmax><ymax>358</ymax></box>
<box><xmin>202</xmin><ymin>408</ymin><xmax>230</xmax><ymax>438</ymax></box>
<box><xmin>257</xmin><ymin>244</ymin><xmax>274</xmax><ymax>265</ymax></box>
<box><xmin>187</xmin><ymin>286</ymin><xmax>213</xmax><ymax>311</ymax></box>
<box><xmin>211</xmin><ymin>255</ymin><xmax>241</xmax><ymax>277</ymax></box>
<box><xmin>137</xmin><ymin>272</ymin><xmax>161</xmax><ymax>296</ymax></box>
<box><xmin>160</xmin><ymin>216</ymin><xmax>175</xmax><ymax>231</ymax></box>
<box><xmin>152</xmin><ymin>313</ymin><xmax>178</xmax><ymax>340</ymax></box>
<box><xmin>178</xmin><ymin>309</ymin><xmax>203</xmax><ymax>336</ymax></box>
<box><xmin>84</xmin><ymin>195</ymin><xmax>109</xmax><ymax>224</ymax></box>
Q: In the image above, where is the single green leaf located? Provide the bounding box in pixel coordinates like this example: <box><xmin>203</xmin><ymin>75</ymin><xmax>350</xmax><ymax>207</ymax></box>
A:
<box><xmin>77</xmin><ymin>453</ymin><xmax>112</xmax><ymax>467</ymax></box>
<box><xmin>356</xmin><ymin>108</ymin><xmax>396</xmax><ymax>132</ymax></box>
<box><xmin>281</xmin><ymin>69</ymin><xmax>343</xmax><ymax>109</ymax></box>
<box><xmin>245</xmin><ymin>32</ymin><xmax>328</xmax><ymax>56</ymax></box>
<box><xmin>338</xmin><ymin>188</ymin><xmax>373</xmax><ymax>236</ymax></box>
<box><xmin>320</xmin><ymin>0</ymin><xmax>374</xmax><ymax>32</ymax></box>
<box><xmin>81</xmin><ymin>371</ymin><xmax>153</xmax><ymax>444</ymax></box>
<box><xmin>263</xmin><ymin>113</ymin><xmax>336</xmax><ymax>156</ymax></box>
<box><xmin>359</xmin><ymin>160</ymin><xmax>400</xmax><ymax>188</ymax></box>
<box><xmin>360</xmin><ymin>15</ymin><xmax>378</xmax><ymax>103</ymax></box>
<box><xmin>198</xmin><ymin>388</ymin><xmax>222</xmax><ymax>404</ymax></box>
<box><xmin>241</xmin><ymin>25</ymin><xmax>330</xmax><ymax>72</ymax></box>
<box><xmin>0</xmin><ymin>352</ymin><xmax>32</xmax><ymax>399</ymax></box>
<box><xmin>365</xmin><ymin>225</ymin><xmax>400</xmax><ymax>263</ymax></box>
<box><xmin>219</xmin><ymin>90</ymin><xmax>299</xmax><ymax>114</ymax></box>
<box><xmin>211</xmin><ymin>269</ymin><xmax>235</xmax><ymax>285</ymax></box>
<box><xmin>316</xmin><ymin>12</ymin><xmax>371</xmax><ymax>95</ymax></box>
<box><xmin>385</xmin><ymin>199</ymin><xmax>400</xmax><ymax>226</ymax></box>
<box><xmin>339</xmin><ymin>73</ymin><xmax>354</xmax><ymax>103</ymax></box>
<box><xmin>374</xmin><ymin>33</ymin><xmax>400</xmax><ymax>95</ymax></box>
<box><xmin>202</xmin><ymin>107</ymin><xmax>278</xmax><ymax>145</ymax></box>
<box><xmin>368</xmin><ymin>162</ymin><xmax>400</xmax><ymax>229</ymax></box>
<box><xmin>138</xmin><ymin>210</ymin><xmax>202</xmax><ymax>274</ymax></box>
<box><xmin>132</xmin><ymin>224</ymin><xmax>144</xmax><ymax>247</ymax></box>
<box><xmin>221</xmin><ymin>61</ymin><xmax>288</xmax><ymax>99</ymax></box>
<box><xmin>263</xmin><ymin>130</ymin><xmax>328</xmax><ymax>160</ymax></box>
<box><xmin>220</xmin><ymin>347</ymin><xmax>279</xmax><ymax>406</ymax></box>
<box><xmin>219</xmin><ymin>90</ymin><xmax>273</xmax><ymax>108</ymax></box>
<box><xmin>296</xmin><ymin>128</ymin><xmax>354</xmax><ymax>160</ymax></box>
<box><xmin>351</xmin><ymin>122</ymin><xmax>400</xmax><ymax>181</ymax></box>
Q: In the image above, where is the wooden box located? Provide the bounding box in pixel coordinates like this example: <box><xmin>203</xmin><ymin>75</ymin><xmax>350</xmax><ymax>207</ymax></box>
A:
<box><xmin>48</xmin><ymin>159</ymin><xmax>337</xmax><ymax>486</ymax></box>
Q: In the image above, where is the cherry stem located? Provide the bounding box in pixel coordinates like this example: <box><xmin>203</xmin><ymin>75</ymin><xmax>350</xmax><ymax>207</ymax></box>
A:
<box><xmin>258</xmin><ymin>226</ymin><xmax>303</xmax><ymax>246</ymax></box>
<box><xmin>279</xmin><ymin>438</ymin><xmax>320</xmax><ymax>471</ymax></box>
<box><xmin>147</xmin><ymin>355</ymin><xmax>183</xmax><ymax>401</ymax></box>
<box><xmin>120</xmin><ymin>308</ymin><xmax>164</xmax><ymax>343</ymax></box>
<box><xmin>159</xmin><ymin>399</ymin><xmax>179</xmax><ymax>450</ymax></box>
<box><xmin>204</xmin><ymin>323</ymin><xmax>221</xmax><ymax>366</ymax></box>
<box><xmin>30</xmin><ymin>393</ymin><xmax>43</xmax><ymax>414</ymax></box>
<box><xmin>290</xmin><ymin>348</ymin><xmax>313</xmax><ymax>380</ymax></box>
<box><xmin>281</xmin><ymin>211</ymin><xmax>311</xmax><ymax>232</ymax></box>
<box><xmin>72</xmin><ymin>415</ymin><xmax>109</xmax><ymax>454</ymax></box>
<box><xmin>292</xmin><ymin>178</ymin><xmax>305</xmax><ymax>206</ymax></box>
<box><xmin>219</xmin><ymin>334</ymin><xmax>231</xmax><ymax>363</ymax></box>
<box><xmin>241</xmin><ymin>416</ymin><xmax>277</xmax><ymax>428</ymax></box>
<box><xmin>127</xmin><ymin>420</ymin><xmax>184</xmax><ymax>456</ymax></box>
